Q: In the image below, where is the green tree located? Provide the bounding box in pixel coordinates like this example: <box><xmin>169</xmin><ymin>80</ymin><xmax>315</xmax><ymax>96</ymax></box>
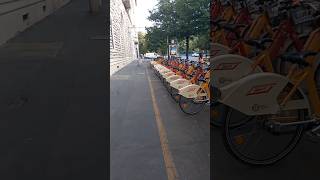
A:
<box><xmin>138</xmin><ymin>32</ymin><xmax>148</xmax><ymax>55</ymax></box>
<box><xmin>146</xmin><ymin>0</ymin><xmax>210</xmax><ymax>59</ymax></box>
<box><xmin>144</xmin><ymin>27</ymin><xmax>167</xmax><ymax>55</ymax></box>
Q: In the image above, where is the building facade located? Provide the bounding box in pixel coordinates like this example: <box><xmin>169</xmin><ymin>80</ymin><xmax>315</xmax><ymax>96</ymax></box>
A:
<box><xmin>110</xmin><ymin>0</ymin><xmax>139</xmax><ymax>76</ymax></box>
<box><xmin>0</xmin><ymin>0</ymin><xmax>70</xmax><ymax>45</ymax></box>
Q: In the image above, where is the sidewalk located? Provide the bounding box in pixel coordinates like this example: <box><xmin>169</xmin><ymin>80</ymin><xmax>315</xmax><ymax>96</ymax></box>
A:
<box><xmin>0</xmin><ymin>1</ymin><xmax>107</xmax><ymax>179</ymax></box>
<box><xmin>111</xmin><ymin>61</ymin><xmax>209</xmax><ymax>180</ymax></box>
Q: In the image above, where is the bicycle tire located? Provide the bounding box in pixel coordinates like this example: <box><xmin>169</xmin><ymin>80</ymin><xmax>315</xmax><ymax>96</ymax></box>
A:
<box><xmin>315</xmin><ymin>62</ymin><xmax>320</xmax><ymax>93</ymax></box>
<box><xmin>179</xmin><ymin>96</ymin><xmax>205</xmax><ymax>115</ymax></box>
<box><xmin>211</xmin><ymin>102</ymin><xmax>253</xmax><ymax>128</ymax></box>
<box><xmin>168</xmin><ymin>87</ymin><xmax>180</xmax><ymax>103</ymax></box>
<box><xmin>224</xmin><ymin>107</ymin><xmax>304</xmax><ymax>165</ymax></box>
<box><xmin>210</xmin><ymin>102</ymin><xmax>227</xmax><ymax>127</ymax></box>
<box><xmin>223</xmin><ymin>85</ymin><xmax>306</xmax><ymax>165</ymax></box>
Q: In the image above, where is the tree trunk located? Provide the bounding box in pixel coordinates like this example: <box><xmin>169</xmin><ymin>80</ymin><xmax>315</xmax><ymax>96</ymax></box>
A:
<box><xmin>186</xmin><ymin>36</ymin><xmax>189</xmax><ymax>60</ymax></box>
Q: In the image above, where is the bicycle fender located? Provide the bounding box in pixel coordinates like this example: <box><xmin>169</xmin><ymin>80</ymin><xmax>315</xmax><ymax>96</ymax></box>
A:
<box><xmin>163</xmin><ymin>71</ymin><xmax>176</xmax><ymax>78</ymax></box>
<box><xmin>211</xmin><ymin>54</ymin><xmax>263</xmax><ymax>88</ymax></box>
<box><xmin>159</xmin><ymin>69</ymin><xmax>172</xmax><ymax>75</ymax></box>
<box><xmin>155</xmin><ymin>64</ymin><xmax>166</xmax><ymax>69</ymax></box>
<box><xmin>150</xmin><ymin>61</ymin><xmax>158</xmax><ymax>66</ymax></box>
<box><xmin>314</xmin><ymin>54</ymin><xmax>320</xmax><ymax>70</ymax></box>
<box><xmin>170</xmin><ymin>79</ymin><xmax>191</xmax><ymax>90</ymax></box>
<box><xmin>179</xmin><ymin>84</ymin><xmax>201</xmax><ymax>99</ymax></box>
<box><xmin>155</xmin><ymin>66</ymin><xmax>167</xmax><ymax>71</ymax></box>
<box><xmin>154</xmin><ymin>66</ymin><xmax>167</xmax><ymax>72</ymax></box>
<box><xmin>219</xmin><ymin>73</ymin><xmax>309</xmax><ymax>116</ymax></box>
<box><xmin>166</xmin><ymin>75</ymin><xmax>182</xmax><ymax>82</ymax></box>
<box><xmin>210</xmin><ymin>43</ymin><xmax>231</xmax><ymax>58</ymax></box>
<box><xmin>154</xmin><ymin>64</ymin><xmax>164</xmax><ymax>68</ymax></box>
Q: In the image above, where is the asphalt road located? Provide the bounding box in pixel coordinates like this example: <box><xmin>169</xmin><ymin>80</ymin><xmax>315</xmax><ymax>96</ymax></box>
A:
<box><xmin>0</xmin><ymin>1</ymin><xmax>108</xmax><ymax>179</ymax></box>
<box><xmin>110</xmin><ymin>61</ymin><xmax>210</xmax><ymax>180</ymax></box>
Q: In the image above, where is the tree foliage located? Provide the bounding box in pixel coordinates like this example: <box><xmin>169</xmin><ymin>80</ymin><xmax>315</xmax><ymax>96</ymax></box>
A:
<box><xmin>138</xmin><ymin>32</ymin><xmax>147</xmax><ymax>55</ymax></box>
<box><xmin>143</xmin><ymin>0</ymin><xmax>210</xmax><ymax>56</ymax></box>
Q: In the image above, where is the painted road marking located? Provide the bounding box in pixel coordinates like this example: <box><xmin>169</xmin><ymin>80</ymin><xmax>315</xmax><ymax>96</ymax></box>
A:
<box><xmin>146</xmin><ymin>68</ymin><xmax>179</xmax><ymax>180</ymax></box>
<box><xmin>110</xmin><ymin>75</ymin><xmax>130</xmax><ymax>80</ymax></box>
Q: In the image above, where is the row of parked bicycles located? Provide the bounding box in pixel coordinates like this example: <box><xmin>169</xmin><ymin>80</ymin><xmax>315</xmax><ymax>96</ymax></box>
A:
<box><xmin>150</xmin><ymin>57</ymin><xmax>210</xmax><ymax>116</ymax></box>
<box><xmin>211</xmin><ymin>0</ymin><xmax>320</xmax><ymax>165</ymax></box>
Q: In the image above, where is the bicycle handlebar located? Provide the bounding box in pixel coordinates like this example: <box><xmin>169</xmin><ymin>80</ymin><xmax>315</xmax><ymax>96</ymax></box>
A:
<box><xmin>281</xmin><ymin>51</ymin><xmax>318</xmax><ymax>66</ymax></box>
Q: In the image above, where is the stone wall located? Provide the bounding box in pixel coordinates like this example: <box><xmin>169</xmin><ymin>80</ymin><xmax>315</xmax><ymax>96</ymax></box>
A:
<box><xmin>110</xmin><ymin>0</ymin><xmax>138</xmax><ymax>76</ymax></box>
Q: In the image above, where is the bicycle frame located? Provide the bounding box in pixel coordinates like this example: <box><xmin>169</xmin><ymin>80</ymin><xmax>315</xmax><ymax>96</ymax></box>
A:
<box><xmin>211</xmin><ymin>0</ymin><xmax>223</xmax><ymax>21</ymax></box>
<box><xmin>211</xmin><ymin>15</ymin><xmax>306</xmax><ymax>88</ymax></box>
<box><xmin>211</xmin><ymin>10</ymin><xmax>274</xmax><ymax>58</ymax></box>
<box><xmin>212</xmin><ymin>4</ymin><xmax>253</xmax><ymax>46</ymax></box>
<box><xmin>234</xmin><ymin>11</ymin><xmax>274</xmax><ymax>56</ymax></box>
<box><xmin>282</xmin><ymin>28</ymin><xmax>320</xmax><ymax>117</ymax></box>
<box><xmin>165</xmin><ymin>64</ymin><xmax>195</xmax><ymax>82</ymax></box>
<box><xmin>214</xmin><ymin>28</ymin><xmax>320</xmax><ymax>117</ymax></box>
<box><xmin>170</xmin><ymin>66</ymin><xmax>204</xmax><ymax>90</ymax></box>
<box><xmin>179</xmin><ymin>71</ymin><xmax>210</xmax><ymax>100</ymax></box>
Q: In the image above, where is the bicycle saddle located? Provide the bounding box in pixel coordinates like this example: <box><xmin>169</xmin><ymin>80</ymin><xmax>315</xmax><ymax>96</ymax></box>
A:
<box><xmin>279</xmin><ymin>0</ymin><xmax>294</xmax><ymax>5</ymax></box>
<box><xmin>222</xmin><ymin>23</ymin><xmax>247</xmax><ymax>38</ymax></box>
<box><xmin>222</xmin><ymin>23</ymin><xmax>246</xmax><ymax>32</ymax></box>
<box><xmin>198</xmin><ymin>76</ymin><xmax>206</xmax><ymax>82</ymax></box>
<box><xmin>211</xmin><ymin>18</ymin><xmax>224</xmax><ymax>24</ymax></box>
<box><xmin>245</xmin><ymin>38</ymin><xmax>273</xmax><ymax>50</ymax></box>
<box><xmin>281</xmin><ymin>52</ymin><xmax>318</xmax><ymax>67</ymax></box>
<box><xmin>211</xmin><ymin>18</ymin><xmax>227</xmax><ymax>28</ymax></box>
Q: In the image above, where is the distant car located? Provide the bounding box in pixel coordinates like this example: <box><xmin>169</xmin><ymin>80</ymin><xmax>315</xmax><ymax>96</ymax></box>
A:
<box><xmin>145</xmin><ymin>53</ymin><xmax>158</xmax><ymax>59</ymax></box>
<box><xmin>191</xmin><ymin>52</ymin><xmax>199</xmax><ymax>57</ymax></box>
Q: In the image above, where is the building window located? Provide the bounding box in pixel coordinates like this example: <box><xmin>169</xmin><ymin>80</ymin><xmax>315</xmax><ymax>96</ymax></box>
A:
<box><xmin>22</xmin><ymin>13</ymin><xmax>29</xmax><ymax>21</ymax></box>
<box><xmin>110</xmin><ymin>19</ymin><xmax>114</xmax><ymax>49</ymax></box>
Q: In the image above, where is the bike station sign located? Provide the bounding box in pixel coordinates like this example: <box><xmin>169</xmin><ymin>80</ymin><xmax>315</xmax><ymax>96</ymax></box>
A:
<box><xmin>169</xmin><ymin>39</ymin><xmax>178</xmax><ymax>56</ymax></box>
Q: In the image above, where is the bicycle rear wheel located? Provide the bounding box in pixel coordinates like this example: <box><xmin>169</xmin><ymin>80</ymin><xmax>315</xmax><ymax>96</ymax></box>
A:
<box><xmin>211</xmin><ymin>102</ymin><xmax>252</xmax><ymax>128</ymax></box>
<box><xmin>210</xmin><ymin>102</ymin><xmax>227</xmax><ymax>127</ymax></box>
<box><xmin>224</xmin><ymin>108</ymin><xmax>304</xmax><ymax>165</ymax></box>
<box><xmin>224</xmin><ymin>84</ymin><xmax>305</xmax><ymax>165</ymax></box>
<box><xmin>224</xmin><ymin>88</ymin><xmax>305</xmax><ymax>165</ymax></box>
<box><xmin>179</xmin><ymin>96</ymin><xmax>206</xmax><ymax>115</ymax></box>
<box><xmin>170</xmin><ymin>87</ymin><xmax>181</xmax><ymax>103</ymax></box>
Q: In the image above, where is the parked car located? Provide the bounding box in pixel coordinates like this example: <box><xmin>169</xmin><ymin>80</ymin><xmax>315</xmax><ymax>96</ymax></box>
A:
<box><xmin>191</xmin><ymin>52</ymin><xmax>199</xmax><ymax>57</ymax></box>
<box><xmin>145</xmin><ymin>53</ymin><xmax>158</xmax><ymax>59</ymax></box>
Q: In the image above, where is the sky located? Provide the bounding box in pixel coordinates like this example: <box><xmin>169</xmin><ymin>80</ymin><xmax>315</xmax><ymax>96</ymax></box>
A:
<box><xmin>135</xmin><ymin>0</ymin><xmax>158</xmax><ymax>33</ymax></box>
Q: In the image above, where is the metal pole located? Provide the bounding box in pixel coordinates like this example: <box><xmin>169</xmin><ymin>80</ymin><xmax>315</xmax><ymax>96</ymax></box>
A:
<box><xmin>167</xmin><ymin>36</ymin><xmax>170</xmax><ymax>60</ymax></box>
<box><xmin>186</xmin><ymin>36</ymin><xmax>189</xmax><ymax>60</ymax></box>
<box><xmin>89</xmin><ymin>0</ymin><xmax>102</xmax><ymax>14</ymax></box>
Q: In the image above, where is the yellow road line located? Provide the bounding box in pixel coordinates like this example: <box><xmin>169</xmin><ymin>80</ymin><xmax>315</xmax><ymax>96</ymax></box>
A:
<box><xmin>146</xmin><ymin>68</ymin><xmax>179</xmax><ymax>180</ymax></box>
